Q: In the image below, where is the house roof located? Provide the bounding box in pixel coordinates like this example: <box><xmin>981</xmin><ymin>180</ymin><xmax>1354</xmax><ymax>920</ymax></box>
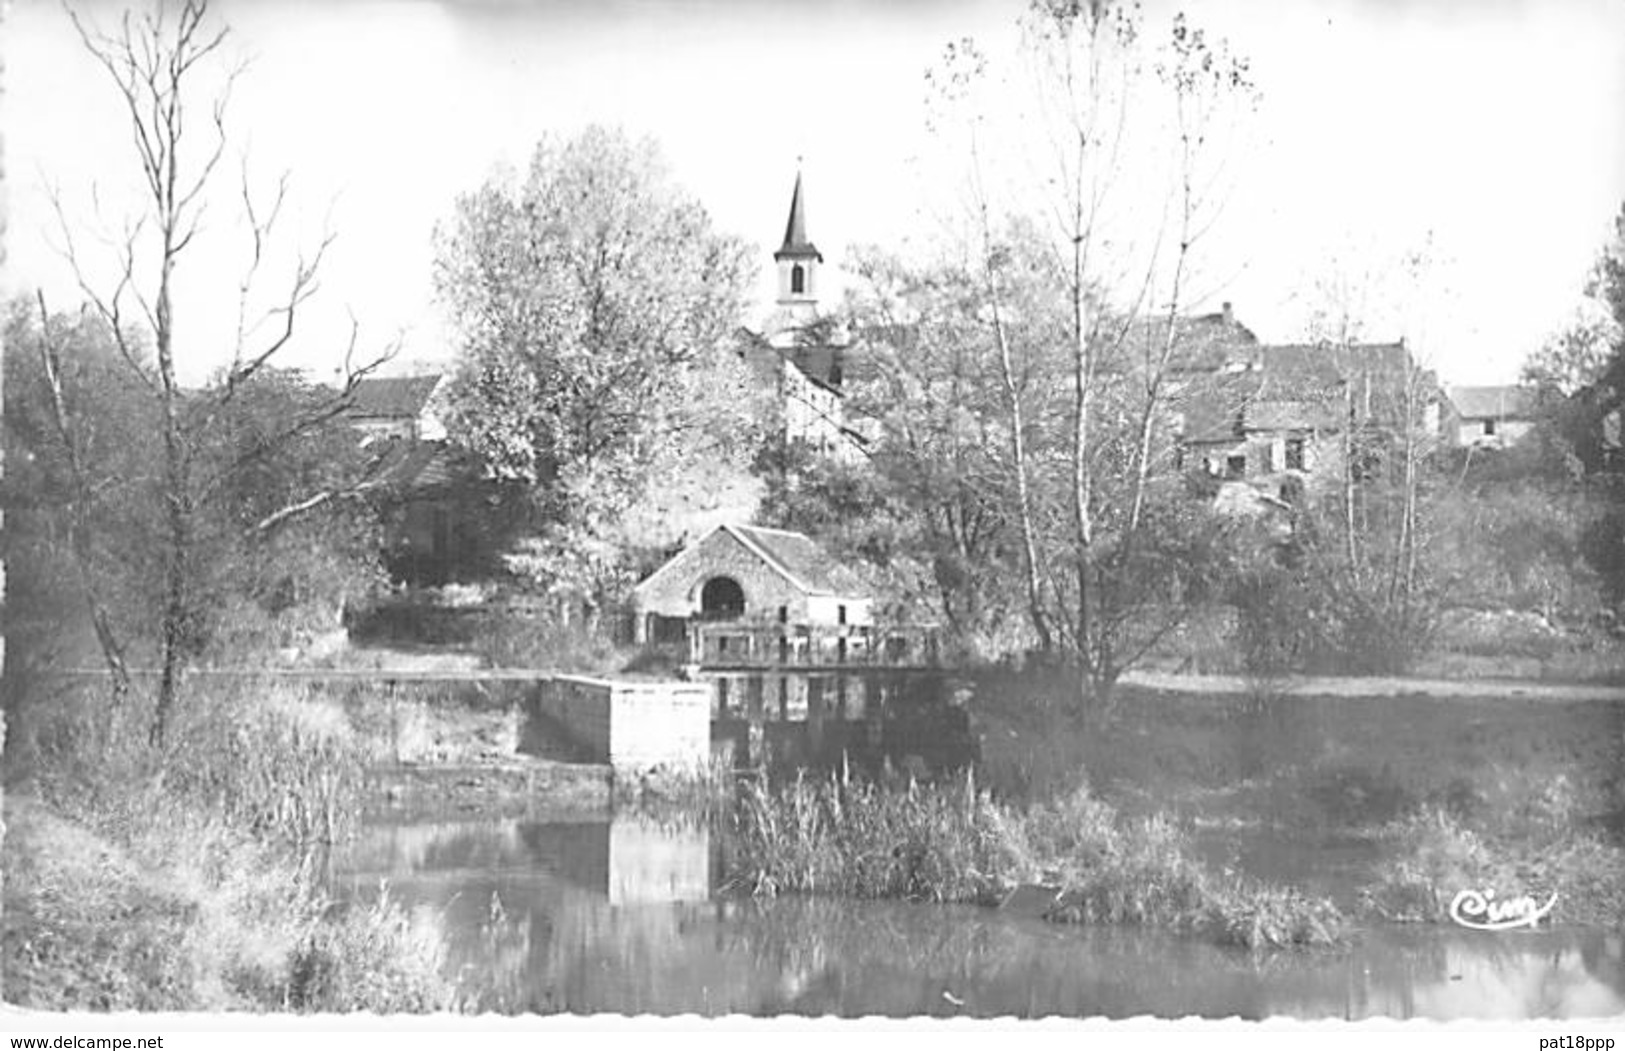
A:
<box><xmin>728</xmin><ymin>524</ymin><xmax>869</xmax><ymax>596</ymax></box>
<box><xmin>1124</xmin><ymin>309</ymin><xmax>1260</xmax><ymax>373</ymax></box>
<box><xmin>773</xmin><ymin>171</ymin><xmax>822</xmax><ymax>263</ymax></box>
<box><xmin>349</xmin><ymin>374</ymin><xmax>444</xmax><ymax>420</ymax></box>
<box><xmin>1449</xmin><ymin>384</ymin><xmax>1536</xmax><ymax>420</ymax></box>
<box><xmin>631</xmin><ymin>523</ymin><xmax>870</xmax><ymax>602</ymax></box>
<box><xmin>1176</xmin><ymin>340</ymin><xmax>1433</xmax><ymax>442</ymax></box>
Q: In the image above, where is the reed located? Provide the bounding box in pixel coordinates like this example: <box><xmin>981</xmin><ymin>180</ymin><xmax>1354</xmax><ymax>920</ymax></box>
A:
<box><xmin>726</xmin><ymin>773</ymin><xmax>1349</xmax><ymax>949</ymax></box>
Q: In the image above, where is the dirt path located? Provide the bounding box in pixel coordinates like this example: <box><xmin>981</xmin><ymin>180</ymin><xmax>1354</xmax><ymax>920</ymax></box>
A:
<box><xmin>1122</xmin><ymin>670</ymin><xmax>1624</xmax><ymax>703</ymax></box>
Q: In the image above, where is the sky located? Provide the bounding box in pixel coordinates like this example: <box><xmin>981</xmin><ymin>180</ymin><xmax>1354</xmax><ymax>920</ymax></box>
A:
<box><xmin>6</xmin><ymin>0</ymin><xmax>1625</xmax><ymax>386</ymax></box>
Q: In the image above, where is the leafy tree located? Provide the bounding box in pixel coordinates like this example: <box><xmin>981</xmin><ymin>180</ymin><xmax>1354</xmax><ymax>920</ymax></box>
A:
<box><xmin>3</xmin><ymin>297</ymin><xmax>386</xmax><ymax>682</ymax></box>
<box><xmin>433</xmin><ymin>126</ymin><xmax>762</xmax><ymax>618</ymax></box>
<box><xmin>1525</xmin><ymin>202</ymin><xmax>1625</xmax><ymax>477</ymax></box>
<box><xmin>3</xmin><ymin>299</ymin><xmax>159</xmax><ymax>689</ymax></box>
<box><xmin>1513</xmin><ymin>202</ymin><xmax>1625</xmax><ymax>610</ymax></box>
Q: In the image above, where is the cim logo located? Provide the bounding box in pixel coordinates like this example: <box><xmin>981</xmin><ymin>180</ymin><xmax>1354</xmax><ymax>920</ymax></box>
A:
<box><xmin>1449</xmin><ymin>886</ymin><xmax>1558</xmax><ymax>931</ymax></box>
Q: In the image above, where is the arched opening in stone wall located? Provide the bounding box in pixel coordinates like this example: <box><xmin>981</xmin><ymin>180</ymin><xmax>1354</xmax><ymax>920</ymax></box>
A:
<box><xmin>699</xmin><ymin>576</ymin><xmax>746</xmax><ymax>620</ymax></box>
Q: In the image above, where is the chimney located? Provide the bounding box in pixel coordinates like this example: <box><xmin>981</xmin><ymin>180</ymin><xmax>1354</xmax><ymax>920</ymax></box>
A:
<box><xmin>1221</xmin><ymin>302</ymin><xmax>1234</xmax><ymax>325</ymax></box>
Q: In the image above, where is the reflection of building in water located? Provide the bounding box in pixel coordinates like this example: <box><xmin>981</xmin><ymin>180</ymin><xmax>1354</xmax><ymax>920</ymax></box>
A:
<box><xmin>343</xmin><ymin>817</ymin><xmax>710</xmax><ymax>906</ymax></box>
<box><xmin>608</xmin><ymin>820</ymin><xmax>711</xmax><ymax>906</ymax></box>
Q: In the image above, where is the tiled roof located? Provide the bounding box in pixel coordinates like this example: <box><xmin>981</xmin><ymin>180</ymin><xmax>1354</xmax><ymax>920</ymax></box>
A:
<box><xmin>1449</xmin><ymin>384</ymin><xmax>1536</xmax><ymax>420</ymax></box>
<box><xmin>349</xmin><ymin>374</ymin><xmax>443</xmax><ymax>419</ymax></box>
<box><xmin>1175</xmin><ymin>341</ymin><xmax>1429</xmax><ymax>443</ymax></box>
<box><xmin>729</xmin><ymin>524</ymin><xmax>869</xmax><ymax>597</ymax></box>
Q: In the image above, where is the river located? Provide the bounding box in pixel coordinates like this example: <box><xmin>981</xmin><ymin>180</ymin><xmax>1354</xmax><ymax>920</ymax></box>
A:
<box><xmin>328</xmin><ymin>813</ymin><xmax>1625</xmax><ymax>1019</ymax></box>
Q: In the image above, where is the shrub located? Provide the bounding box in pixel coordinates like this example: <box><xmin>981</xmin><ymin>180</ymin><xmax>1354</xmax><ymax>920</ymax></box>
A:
<box><xmin>476</xmin><ymin>607</ymin><xmax>633</xmax><ymax>675</ymax></box>
<box><xmin>1200</xmin><ymin>879</ymin><xmax>1346</xmax><ymax>950</ymax></box>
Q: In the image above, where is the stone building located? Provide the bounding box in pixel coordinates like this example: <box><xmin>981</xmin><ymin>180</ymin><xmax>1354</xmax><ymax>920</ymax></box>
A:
<box><xmin>1177</xmin><ymin>337</ymin><xmax>1448</xmax><ymax>502</ymax></box>
<box><xmin>628</xmin><ymin>523</ymin><xmax>872</xmax><ymax>645</ymax></box>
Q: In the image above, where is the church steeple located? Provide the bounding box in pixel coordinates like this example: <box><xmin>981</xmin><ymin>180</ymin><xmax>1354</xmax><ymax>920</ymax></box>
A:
<box><xmin>774</xmin><ymin>169</ymin><xmax>821</xmax><ymax>317</ymax></box>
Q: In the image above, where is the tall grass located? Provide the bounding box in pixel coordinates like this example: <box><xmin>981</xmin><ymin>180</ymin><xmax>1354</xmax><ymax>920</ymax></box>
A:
<box><xmin>729</xmin><ymin>769</ymin><xmax>1015</xmax><ymax>903</ymax></box>
<box><xmin>163</xmin><ymin>685</ymin><xmax>365</xmax><ymax>850</ymax></box>
<box><xmin>727</xmin><ymin>774</ymin><xmax>1346</xmax><ymax>950</ymax></box>
<box><xmin>5</xmin><ymin>677</ymin><xmax>457</xmax><ymax>1012</ymax></box>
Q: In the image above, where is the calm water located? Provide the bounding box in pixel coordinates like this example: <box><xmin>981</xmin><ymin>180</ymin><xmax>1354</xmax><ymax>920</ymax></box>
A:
<box><xmin>329</xmin><ymin>815</ymin><xmax>1625</xmax><ymax>1019</ymax></box>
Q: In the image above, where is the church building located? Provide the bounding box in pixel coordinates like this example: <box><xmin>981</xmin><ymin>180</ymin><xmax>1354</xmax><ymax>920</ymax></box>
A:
<box><xmin>740</xmin><ymin>170</ymin><xmax>868</xmax><ymax>462</ymax></box>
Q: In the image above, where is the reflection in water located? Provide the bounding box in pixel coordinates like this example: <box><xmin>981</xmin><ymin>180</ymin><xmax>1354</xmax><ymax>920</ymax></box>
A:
<box><xmin>330</xmin><ymin>817</ymin><xmax>1625</xmax><ymax>1019</ymax></box>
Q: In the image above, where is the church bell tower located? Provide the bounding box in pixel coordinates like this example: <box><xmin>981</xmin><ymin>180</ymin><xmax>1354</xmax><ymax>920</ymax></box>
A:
<box><xmin>773</xmin><ymin>169</ymin><xmax>822</xmax><ymax>323</ymax></box>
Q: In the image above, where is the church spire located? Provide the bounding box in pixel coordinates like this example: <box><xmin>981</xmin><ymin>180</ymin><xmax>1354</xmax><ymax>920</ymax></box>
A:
<box><xmin>775</xmin><ymin>170</ymin><xmax>822</xmax><ymax>263</ymax></box>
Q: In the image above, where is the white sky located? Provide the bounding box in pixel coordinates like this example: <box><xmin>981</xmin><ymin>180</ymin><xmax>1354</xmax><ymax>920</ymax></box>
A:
<box><xmin>7</xmin><ymin>0</ymin><xmax>1625</xmax><ymax>385</ymax></box>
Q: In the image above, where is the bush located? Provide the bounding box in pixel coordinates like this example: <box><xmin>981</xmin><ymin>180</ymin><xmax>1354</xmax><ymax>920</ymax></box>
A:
<box><xmin>477</xmin><ymin>610</ymin><xmax>633</xmax><ymax>674</ymax></box>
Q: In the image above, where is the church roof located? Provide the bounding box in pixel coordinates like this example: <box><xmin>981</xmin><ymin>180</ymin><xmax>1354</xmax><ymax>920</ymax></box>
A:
<box><xmin>774</xmin><ymin>171</ymin><xmax>823</xmax><ymax>262</ymax></box>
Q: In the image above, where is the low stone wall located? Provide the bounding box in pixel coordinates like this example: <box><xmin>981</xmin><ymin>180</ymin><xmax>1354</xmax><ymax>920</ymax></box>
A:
<box><xmin>529</xmin><ymin>675</ymin><xmax>713</xmax><ymax>773</ymax></box>
<box><xmin>531</xmin><ymin>676</ymin><xmax>614</xmax><ymax>759</ymax></box>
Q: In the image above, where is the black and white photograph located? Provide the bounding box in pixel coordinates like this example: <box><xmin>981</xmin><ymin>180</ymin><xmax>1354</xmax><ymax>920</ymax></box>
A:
<box><xmin>3</xmin><ymin>0</ymin><xmax>1625</xmax><ymax>1036</ymax></box>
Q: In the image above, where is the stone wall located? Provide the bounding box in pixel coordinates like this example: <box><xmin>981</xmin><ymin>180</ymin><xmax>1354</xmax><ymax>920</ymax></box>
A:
<box><xmin>608</xmin><ymin>681</ymin><xmax>712</xmax><ymax>772</ymax></box>
<box><xmin>532</xmin><ymin>676</ymin><xmax>614</xmax><ymax>760</ymax></box>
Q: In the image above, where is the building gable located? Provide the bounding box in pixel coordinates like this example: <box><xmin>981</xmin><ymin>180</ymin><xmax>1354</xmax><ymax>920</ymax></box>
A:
<box><xmin>629</xmin><ymin>523</ymin><xmax>872</xmax><ymax>628</ymax></box>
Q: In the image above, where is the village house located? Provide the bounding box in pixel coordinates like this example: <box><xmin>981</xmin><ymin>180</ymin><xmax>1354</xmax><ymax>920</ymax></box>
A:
<box><xmin>1447</xmin><ymin>384</ymin><xmax>1537</xmax><ymax>448</ymax></box>
<box><xmin>341</xmin><ymin>372</ymin><xmax>512</xmax><ymax>585</ymax></box>
<box><xmin>1174</xmin><ymin>335</ymin><xmax>1448</xmax><ymax>502</ymax></box>
<box><xmin>345</xmin><ymin>373</ymin><xmax>450</xmax><ymax>442</ymax></box>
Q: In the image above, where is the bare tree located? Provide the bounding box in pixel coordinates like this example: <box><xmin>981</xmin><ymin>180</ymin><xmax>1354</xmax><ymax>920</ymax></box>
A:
<box><xmin>1021</xmin><ymin>1</ymin><xmax>1255</xmax><ymax>705</ymax></box>
<box><xmin>51</xmin><ymin>0</ymin><xmax>392</xmax><ymax>745</ymax></box>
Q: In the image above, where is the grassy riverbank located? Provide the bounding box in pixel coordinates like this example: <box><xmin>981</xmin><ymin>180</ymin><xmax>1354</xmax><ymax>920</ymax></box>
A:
<box><xmin>728</xmin><ymin>773</ymin><xmax>1345</xmax><ymax>951</ymax></box>
<box><xmin>2</xmin><ymin>681</ymin><xmax>458</xmax><ymax>1012</ymax></box>
<box><xmin>965</xmin><ymin>670</ymin><xmax>1625</xmax><ymax>934</ymax></box>
<box><xmin>1360</xmin><ymin>790</ymin><xmax>1625</xmax><ymax>929</ymax></box>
